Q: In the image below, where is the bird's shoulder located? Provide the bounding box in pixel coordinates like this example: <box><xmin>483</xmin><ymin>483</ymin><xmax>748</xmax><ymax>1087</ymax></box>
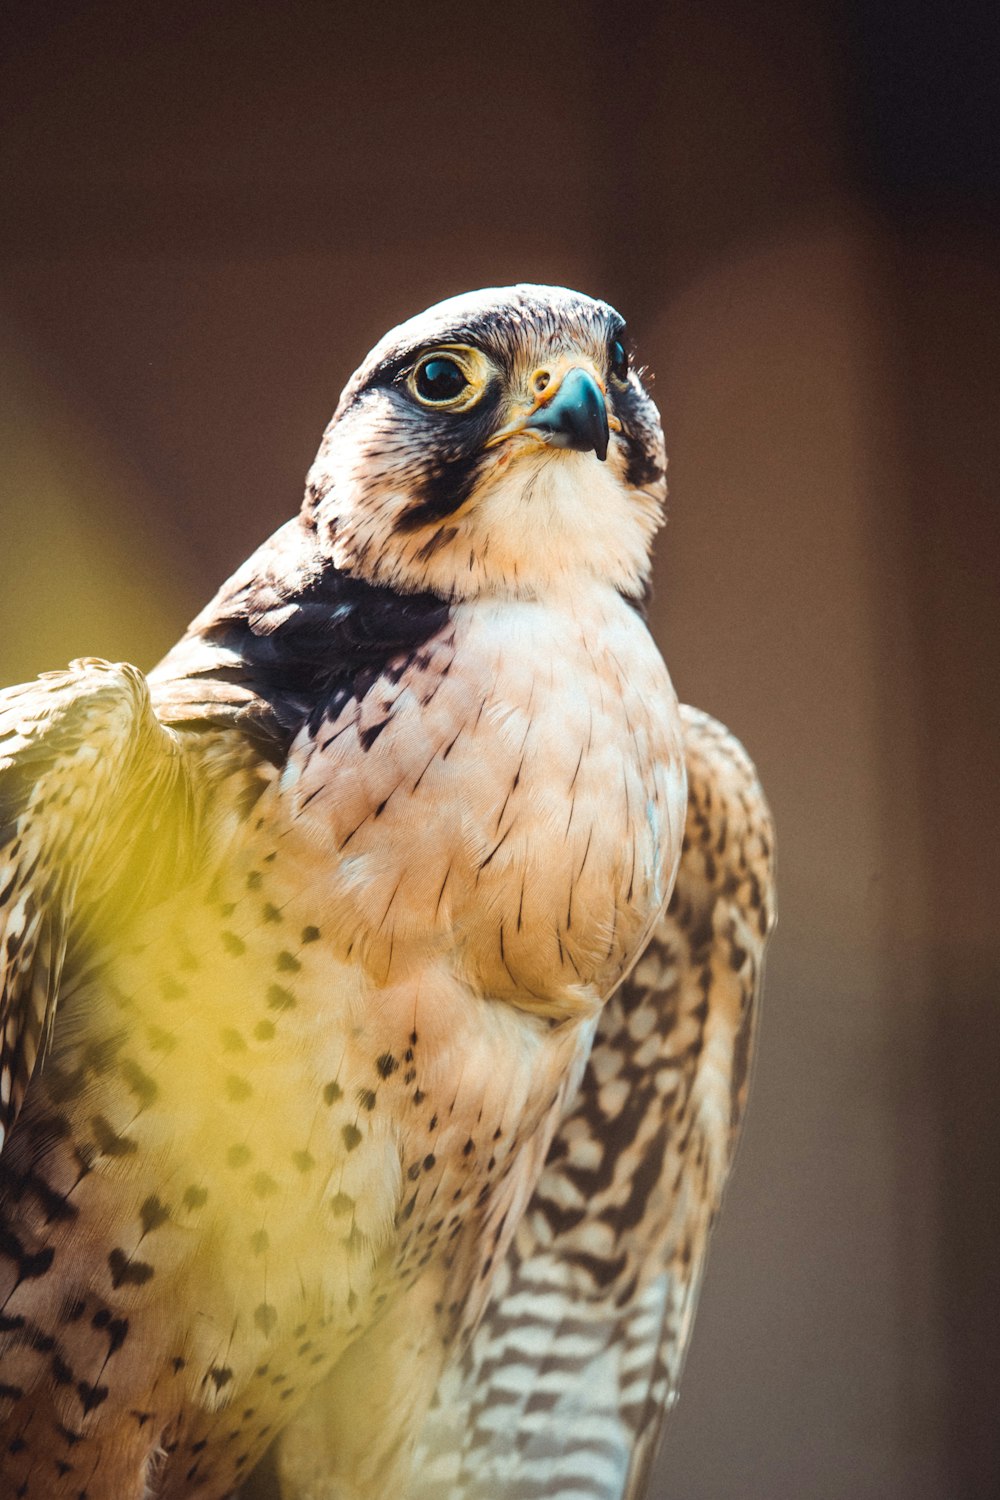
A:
<box><xmin>149</xmin><ymin>516</ymin><xmax>453</xmax><ymax>767</ymax></box>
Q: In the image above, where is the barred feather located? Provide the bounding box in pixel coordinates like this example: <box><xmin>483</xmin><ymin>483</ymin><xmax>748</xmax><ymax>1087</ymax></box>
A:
<box><xmin>407</xmin><ymin>706</ymin><xmax>775</xmax><ymax>1500</ymax></box>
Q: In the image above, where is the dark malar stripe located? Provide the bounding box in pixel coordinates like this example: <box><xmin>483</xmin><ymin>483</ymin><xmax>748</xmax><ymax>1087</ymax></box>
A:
<box><xmin>394</xmin><ymin>382</ymin><xmax>505</xmax><ymax>531</ymax></box>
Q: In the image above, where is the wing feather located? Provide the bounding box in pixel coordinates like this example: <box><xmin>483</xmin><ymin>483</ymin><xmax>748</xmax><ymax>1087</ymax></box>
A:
<box><xmin>0</xmin><ymin>657</ymin><xmax>193</xmax><ymax>1146</ymax></box>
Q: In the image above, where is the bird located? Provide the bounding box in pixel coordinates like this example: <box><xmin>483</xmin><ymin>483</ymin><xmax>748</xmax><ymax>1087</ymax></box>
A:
<box><xmin>0</xmin><ymin>283</ymin><xmax>709</xmax><ymax>1500</ymax></box>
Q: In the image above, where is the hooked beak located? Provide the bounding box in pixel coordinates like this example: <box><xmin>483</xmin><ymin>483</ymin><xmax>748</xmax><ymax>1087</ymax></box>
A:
<box><xmin>485</xmin><ymin>360</ymin><xmax>616</xmax><ymax>462</ymax></box>
<box><xmin>524</xmin><ymin>366</ymin><xmax>610</xmax><ymax>461</ymax></box>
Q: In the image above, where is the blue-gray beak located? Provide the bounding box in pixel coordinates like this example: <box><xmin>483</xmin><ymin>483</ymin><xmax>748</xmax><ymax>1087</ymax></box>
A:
<box><xmin>524</xmin><ymin>367</ymin><xmax>610</xmax><ymax>462</ymax></box>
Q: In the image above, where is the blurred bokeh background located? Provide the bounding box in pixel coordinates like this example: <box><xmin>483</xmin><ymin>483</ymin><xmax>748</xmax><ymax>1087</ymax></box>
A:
<box><xmin>1</xmin><ymin>3</ymin><xmax>998</xmax><ymax>1496</ymax></box>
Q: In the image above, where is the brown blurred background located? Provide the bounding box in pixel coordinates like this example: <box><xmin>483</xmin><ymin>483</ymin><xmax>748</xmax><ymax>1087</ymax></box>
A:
<box><xmin>1</xmin><ymin>3</ymin><xmax>998</xmax><ymax>1496</ymax></box>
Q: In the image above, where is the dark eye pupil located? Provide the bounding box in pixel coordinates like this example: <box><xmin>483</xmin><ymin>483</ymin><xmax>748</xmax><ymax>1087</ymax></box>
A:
<box><xmin>416</xmin><ymin>357</ymin><xmax>468</xmax><ymax>403</ymax></box>
<box><xmin>609</xmin><ymin>339</ymin><xmax>628</xmax><ymax>382</ymax></box>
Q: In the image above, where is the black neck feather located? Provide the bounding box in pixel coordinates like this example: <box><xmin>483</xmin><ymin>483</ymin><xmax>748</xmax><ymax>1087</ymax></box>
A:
<box><xmin>153</xmin><ymin>519</ymin><xmax>451</xmax><ymax>763</ymax></box>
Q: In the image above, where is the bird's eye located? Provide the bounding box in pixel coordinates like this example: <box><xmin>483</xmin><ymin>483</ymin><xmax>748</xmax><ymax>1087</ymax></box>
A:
<box><xmin>609</xmin><ymin>338</ymin><xmax>629</xmax><ymax>384</ymax></box>
<box><xmin>413</xmin><ymin>355</ymin><xmax>471</xmax><ymax>406</ymax></box>
<box><xmin>406</xmin><ymin>346</ymin><xmax>492</xmax><ymax>411</ymax></box>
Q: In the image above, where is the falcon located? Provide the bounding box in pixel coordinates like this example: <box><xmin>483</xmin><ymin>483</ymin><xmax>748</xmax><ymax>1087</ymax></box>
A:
<box><xmin>0</xmin><ymin>284</ymin><xmax>769</xmax><ymax>1500</ymax></box>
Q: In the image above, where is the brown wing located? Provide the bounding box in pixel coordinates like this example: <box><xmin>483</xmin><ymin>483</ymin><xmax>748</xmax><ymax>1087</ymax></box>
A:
<box><xmin>407</xmin><ymin>705</ymin><xmax>776</xmax><ymax>1500</ymax></box>
<box><xmin>0</xmin><ymin>658</ymin><xmax>193</xmax><ymax>1147</ymax></box>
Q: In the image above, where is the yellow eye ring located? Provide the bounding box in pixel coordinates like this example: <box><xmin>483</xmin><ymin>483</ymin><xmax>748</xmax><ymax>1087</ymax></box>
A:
<box><xmin>408</xmin><ymin>346</ymin><xmax>491</xmax><ymax>411</ymax></box>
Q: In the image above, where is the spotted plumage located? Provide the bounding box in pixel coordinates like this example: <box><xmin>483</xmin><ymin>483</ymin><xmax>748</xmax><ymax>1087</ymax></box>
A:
<box><xmin>0</xmin><ymin>285</ymin><xmax>724</xmax><ymax>1499</ymax></box>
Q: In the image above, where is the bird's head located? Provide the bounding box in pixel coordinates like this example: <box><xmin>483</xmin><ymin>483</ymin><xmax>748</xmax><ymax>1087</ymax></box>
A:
<box><xmin>303</xmin><ymin>284</ymin><xmax>667</xmax><ymax>601</ymax></box>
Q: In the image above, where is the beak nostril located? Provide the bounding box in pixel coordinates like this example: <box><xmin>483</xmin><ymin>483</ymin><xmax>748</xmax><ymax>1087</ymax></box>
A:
<box><xmin>532</xmin><ymin>370</ymin><xmax>551</xmax><ymax>395</ymax></box>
